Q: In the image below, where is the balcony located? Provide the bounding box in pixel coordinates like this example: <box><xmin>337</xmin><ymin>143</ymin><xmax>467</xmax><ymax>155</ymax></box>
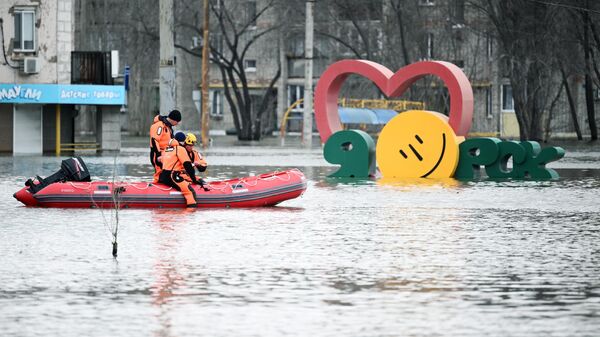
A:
<box><xmin>71</xmin><ymin>51</ymin><xmax>113</xmax><ymax>85</ymax></box>
<box><xmin>287</xmin><ymin>58</ymin><xmax>328</xmax><ymax>78</ymax></box>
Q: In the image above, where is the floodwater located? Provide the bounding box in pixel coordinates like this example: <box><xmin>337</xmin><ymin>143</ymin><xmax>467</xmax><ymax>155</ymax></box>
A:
<box><xmin>1</xmin><ymin>136</ymin><xmax>599</xmax><ymax>337</ymax></box>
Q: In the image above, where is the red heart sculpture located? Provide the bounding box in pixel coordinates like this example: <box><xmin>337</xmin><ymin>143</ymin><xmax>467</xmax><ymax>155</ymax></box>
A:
<box><xmin>314</xmin><ymin>60</ymin><xmax>473</xmax><ymax>143</ymax></box>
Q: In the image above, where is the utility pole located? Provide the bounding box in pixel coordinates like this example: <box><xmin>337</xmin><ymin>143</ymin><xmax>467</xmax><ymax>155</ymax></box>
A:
<box><xmin>201</xmin><ymin>0</ymin><xmax>211</xmax><ymax>148</ymax></box>
<box><xmin>277</xmin><ymin>33</ymin><xmax>288</xmax><ymax>144</ymax></box>
<box><xmin>159</xmin><ymin>0</ymin><xmax>177</xmax><ymax>114</ymax></box>
<box><xmin>302</xmin><ymin>0</ymin><xmax>315</xmax><ymax>147</ymax></box>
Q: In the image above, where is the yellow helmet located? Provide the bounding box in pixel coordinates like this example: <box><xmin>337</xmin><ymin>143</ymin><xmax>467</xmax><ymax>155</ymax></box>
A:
<box><xmin>184</xmin><ymin>133</ymin><xmax>197</xmax><ymax>145</ymax></box>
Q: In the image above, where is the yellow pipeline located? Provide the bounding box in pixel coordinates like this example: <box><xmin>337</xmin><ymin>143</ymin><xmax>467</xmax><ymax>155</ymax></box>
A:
<box><xmin>279</xmin><ymin>98</ymin><xmax>425</xmax><ymax>139</ymax></box>
<box><xmin>55</xmin><ymin>104</ymin><xmax>61</xmax><ymax>156</ymax></box>
<box><xmin>279</xmin><ymin>98</ymin><xmax>304</xmax><ymax>138</ymax></box>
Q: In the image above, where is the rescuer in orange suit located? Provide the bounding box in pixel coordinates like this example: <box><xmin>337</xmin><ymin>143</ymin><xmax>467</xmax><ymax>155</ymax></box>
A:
<box><xmin>178</xmin><ymin>133</ymin><xmax>209</xmax><ymax>192</ymax></box>
<box><xmin>182</xmin><ymin>133</ymin><xmax>208</xmax><ymax>173</ymax></box>
<box><xmin>149</xmin><ymin>109</ymin><xmax>182</xmax><ymax>183</ymax></box>
<box><xmin>159</xmin><ymin>132</ymin><xmax>207</xmax><ymax>208</ymax></box>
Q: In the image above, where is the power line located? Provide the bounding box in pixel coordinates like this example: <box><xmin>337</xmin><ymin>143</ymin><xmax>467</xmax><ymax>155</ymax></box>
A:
<box><xmin>0</xmin><ymin>18</ymin><xmax>20</xmax><ymax>69</ymax></box>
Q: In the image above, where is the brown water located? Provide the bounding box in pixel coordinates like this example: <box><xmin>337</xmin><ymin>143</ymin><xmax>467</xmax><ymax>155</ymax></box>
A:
<box><xmin>0</xmin><ymin>138</ymin><xmax>599</xmax><ymax>336</ymax></box>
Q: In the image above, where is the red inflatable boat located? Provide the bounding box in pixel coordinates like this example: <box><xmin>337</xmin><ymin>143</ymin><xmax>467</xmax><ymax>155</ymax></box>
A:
<box><xmin>14</xmin><ymin>167</ymin><xmax>307</xmax><ymax>209</ymax></box>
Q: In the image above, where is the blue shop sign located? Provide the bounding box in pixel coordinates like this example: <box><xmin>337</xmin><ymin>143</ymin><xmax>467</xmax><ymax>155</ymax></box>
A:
<box><xmin>0</xmin><ymin>84</ymin><xmax>125</xmax><ymax>105</ymax></box>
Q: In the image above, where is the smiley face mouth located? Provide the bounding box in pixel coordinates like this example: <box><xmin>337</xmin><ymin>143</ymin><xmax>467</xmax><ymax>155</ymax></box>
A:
<box><xmin>421</xmin><ymin>133</ymin><xmax>447</xmax><ymax>178</ymax></box>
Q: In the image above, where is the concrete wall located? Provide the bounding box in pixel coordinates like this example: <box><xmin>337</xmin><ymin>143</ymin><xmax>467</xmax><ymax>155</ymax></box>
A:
<box><xmin>0</xmin><ymin>0</ymin><xmax>73</xmax><ymax>84</ymax></box>
<box><xmin>73</xmin><ymin>0</ymin><xmax>160</xmax><ymax>136</ymax></box>
<box><xmin>95</xmin><ymin>105</ymin><xmax>121</xmax><ymax>151</ymax></box>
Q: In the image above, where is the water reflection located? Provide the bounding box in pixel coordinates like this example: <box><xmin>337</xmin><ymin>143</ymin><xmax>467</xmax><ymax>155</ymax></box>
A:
<box><xmin>150</xmin><ymin>209</ymin><xmax>193</xmax><ymax>337</ymax></box>
<box><xmin>377</xmin><ymin>177</ymin><xmax>461</xmax><ymax>189</ymax></box>
<box><xmin>317</xmin><ymin>177</ymin><xmax>374</xmax><ymax>189</ymax></box>
<box><xmin>1</xmin><ymin>145</ymin><xmax>599</xmax><ymax>336</ymax></box>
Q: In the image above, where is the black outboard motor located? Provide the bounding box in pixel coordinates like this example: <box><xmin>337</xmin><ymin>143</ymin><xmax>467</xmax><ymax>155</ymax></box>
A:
<box><xmin>25</xmin><ymin>157</ymin><xmax>91</xmax><ymax>194</ymax></box>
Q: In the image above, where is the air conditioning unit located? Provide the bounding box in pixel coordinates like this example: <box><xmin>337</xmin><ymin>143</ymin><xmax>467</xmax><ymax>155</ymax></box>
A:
<box><xmin>22</xmin><ymin>57</ymin><xmax>40</xmax><ymax>74</ymax></box>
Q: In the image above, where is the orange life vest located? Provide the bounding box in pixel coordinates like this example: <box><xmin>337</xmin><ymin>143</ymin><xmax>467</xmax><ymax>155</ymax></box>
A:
<box><xmin>161</xmin><ymin>143</ymin><xmax>192</xmax><ymax>173</ymax></box>
<box><xmin>189</xmin><ymin>149</ymin><xmax>208</xmax><ymax>168</ymax></box>
<box><xmin>149</xmin><ymin>115</ymin><xmax>173</xmax><ymax>151</ymax></box>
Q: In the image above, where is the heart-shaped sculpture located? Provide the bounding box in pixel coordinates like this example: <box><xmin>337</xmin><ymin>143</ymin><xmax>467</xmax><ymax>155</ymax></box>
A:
<box><xmin>314</xmin><ymin>60</ymin><xmax>473</xmax><ymax>143</ymax></box>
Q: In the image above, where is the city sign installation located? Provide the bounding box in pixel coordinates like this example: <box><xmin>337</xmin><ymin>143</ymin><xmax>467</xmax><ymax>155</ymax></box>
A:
<box><xmin>315</xmin><ymin>60</ymin><xmax>564</xmax><ymax>179</ymax></box>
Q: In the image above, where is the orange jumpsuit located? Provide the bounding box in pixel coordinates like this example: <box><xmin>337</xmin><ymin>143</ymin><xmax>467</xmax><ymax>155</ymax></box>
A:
<box><xmin>159</xmin><ymin>143</ymin><xmax>199</xmax><ymax>206</ymax></box>
<box><xmin>189</xmin><ymin>149</ymin><xmax>208</xmax><ymax>173</ymax></box>
<box><xmin>149</xmin><ymin>115</ymin><xmax>175</xmax><ymax>183</ymax></box>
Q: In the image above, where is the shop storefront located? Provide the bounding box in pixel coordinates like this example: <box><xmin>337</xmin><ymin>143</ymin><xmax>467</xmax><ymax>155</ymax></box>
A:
<box><xmin>0</xmin><ymin>83</ymin><xmax>125</xmax><ymax>154</ymax></box>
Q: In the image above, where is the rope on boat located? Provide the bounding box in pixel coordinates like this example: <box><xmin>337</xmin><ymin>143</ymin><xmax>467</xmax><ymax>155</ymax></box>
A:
<box><xmin>67</xmin><ymin>169</ymin><xmax>305</xmax><ymax>194</ymax></box>
<box><xmin>68</xmin><ymin>181</ymin><xmax>93</xmax><ymax>190</ymax></box>
<box><xmin>205</xmin><ymin>169</ymin><xmax>303</xmax><ymax>191</ymax></box>
<box><xmin>124</xmin><ymin>182</ymin><xmax>173</xmax><ymax>191</ymax></box>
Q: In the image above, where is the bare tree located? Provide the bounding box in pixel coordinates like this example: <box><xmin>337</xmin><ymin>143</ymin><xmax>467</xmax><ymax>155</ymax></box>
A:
<box><xmin>205</xmin><ymin>0</ymin><xmax>282</xmax><ymax>140</ymax></box>
<box><xmin>559</xmin><ymin>65</ymin><xmax>583</xmax><ymax>140</ymax></box>
<box><xmin>472</xmin><ymin>0</ymin><xmax>563</xmax><ymax>140</ymax></box>
<box><xmin>135</xmin><ymin>0</ymin><xmax>283</xmax><ymax>140</ymax></box>
<box><xmin>579</xmin><ymin>0</ymin><xmax>598</xmax><ymax>140</ymax></box>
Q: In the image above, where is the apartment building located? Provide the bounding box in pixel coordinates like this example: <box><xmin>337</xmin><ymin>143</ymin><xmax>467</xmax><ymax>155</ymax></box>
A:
<box><xmin>73</xmin><ymin>0</ymin><xmax>598</xmax><ymax>140</ymax></box>
<box><xmin>0</xmin><ymin>0</ymin><xmax>124</xmax><ymax>154</ymax></box>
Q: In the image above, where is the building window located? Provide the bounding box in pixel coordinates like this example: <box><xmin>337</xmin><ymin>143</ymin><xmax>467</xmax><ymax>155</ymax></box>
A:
<box><xmin>453</xmin><ymin>0</ymin><xmax>465</xmax><ymax>24</ymax></box>
<box><xmin>13</xmin><ymin>9</ymin><xmax>36</xmax><ymax>52</ymax></box>
<box><xmin>210</xmin><ymin>33</ymin><xmax>223</xmax><ymax>54</ymax></box>
<box><xmin>245</xmin><ymin>1</ymin><xmax>257</xmax><ymax>28</ymax></box>
<box><xmin>502</xmin><ymin>84</ymin><xmax>514</xmax><ymax>111</ymax></box>
<box><xmin>486</xmin><ymin>33</ymin><xmax>493</xmax><ymax>60</ymax></box>
<box><xmin>287</xmin><ymin>34</ymin><xmax>304</xmax><ymax>58</ymax></box>
<box><xmin>426</xmin><ymin>33</ymin><xmax>434</xmax><ymax>59</ymax></box>
<box><xmin>375</xmin><ymin>27</ymin><xmax>383</xmax><ymax>53</ymax></box>
<box><xmin>288</xmin><ymin>85</ymin><xmax>304</xmax><ymax>111</ymax></box>
<box><xmin>486</xmin><ymin>86</ymin><xmax>493</xmax><ymax>117</ymax></box>
<box><xmin>209</xmin><ymin>90</ymin><xmax>222</xmax><ymax>117</ymax></box>
<box><xmin>244</xmin><ymin>59</ymin><xmax>256</xmax><ymax>72</ymax></box>
<box><xmin>452</xmin><ymin>60</ymin><xmax>465</xmax><ymax>68</ymax></box>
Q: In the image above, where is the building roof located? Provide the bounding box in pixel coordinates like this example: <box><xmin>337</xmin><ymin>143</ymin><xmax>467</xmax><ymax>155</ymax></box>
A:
<box><xmin>338</xmin><ymin>107</ymin><xmax>398</xmax><ymax>125</ymax></box>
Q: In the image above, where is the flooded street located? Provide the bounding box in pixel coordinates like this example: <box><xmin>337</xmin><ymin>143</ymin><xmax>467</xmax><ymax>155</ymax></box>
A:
<box><xmin>1</xmin><ymin>137</ymin><xmax>599</xmax><ymax>337</ymax></box>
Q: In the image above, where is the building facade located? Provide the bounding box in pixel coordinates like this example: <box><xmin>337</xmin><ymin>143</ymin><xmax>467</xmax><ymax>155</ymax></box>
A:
<box><xmin>0</xmin><ymin>0</ymin><xmax>74</xmax><ymax>153</ymax></box>
<box><xmin>72</xmin><ymin>0</ymin><xmax>599</xmax><ymax>141</ymax></box>
<box><xmin>0</xmin><ymin>0</ymin><xmax>124</xmax><ymax>154</ymax></box>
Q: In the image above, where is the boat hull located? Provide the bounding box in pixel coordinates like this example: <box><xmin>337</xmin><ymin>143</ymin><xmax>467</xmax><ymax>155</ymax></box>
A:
<box><xmin>14</xmin><ymin>169</ymin><xmax>307</xmax><ymax>209</ymax></box>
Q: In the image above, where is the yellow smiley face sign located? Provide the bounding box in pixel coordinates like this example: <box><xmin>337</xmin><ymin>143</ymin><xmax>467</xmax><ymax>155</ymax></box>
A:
<box><xmin>376</xmin><ymin>110</ymin><xmax>463</xmax><ymax>178</ymax></box>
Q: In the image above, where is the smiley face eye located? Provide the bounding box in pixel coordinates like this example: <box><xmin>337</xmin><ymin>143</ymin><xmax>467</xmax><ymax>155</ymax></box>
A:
<box><xmin>408</xmin><ymin>144</ymin><xmax>423</xmax><ymax>161</ymax></box>
<box><xmin>399</xmin><ymin>134</ymin><xmax>425</xmax><ymax>161</ymax></box>
<box><xmin>399</xmin><ymin>146</ymin><xmax>423</xmax><ymax>161</ymax></box>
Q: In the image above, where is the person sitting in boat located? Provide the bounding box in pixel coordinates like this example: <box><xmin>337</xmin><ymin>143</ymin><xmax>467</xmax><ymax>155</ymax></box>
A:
<box><xmin>183</xmin><ymin>133</ymin><xmax>208</xmax><ymax>173</ymax></box>
<box><xmin>170</xmin><ymin>131</ymin><xmax>187</xmax><ymax>147</ymax></box>
<box><xmin>179</xmin><ymin>133</ymin><xmax>209</xmax><ymax>190</ymax></box>
<box><xmin>159</xmin><ymin>132</ymin><xmax>207</xmax><ymax>208</ymax></box>
<box><xmin>150</xmin><ymin>109</ymin><xmax>182</xmax><ymax>183</ymax></box>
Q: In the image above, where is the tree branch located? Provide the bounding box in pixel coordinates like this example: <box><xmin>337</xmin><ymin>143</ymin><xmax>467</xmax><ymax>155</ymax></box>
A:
<box><xmin>315</xmin><ymin>30</ymin><xmax>362</xmax><ymax>59</ymax></box>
